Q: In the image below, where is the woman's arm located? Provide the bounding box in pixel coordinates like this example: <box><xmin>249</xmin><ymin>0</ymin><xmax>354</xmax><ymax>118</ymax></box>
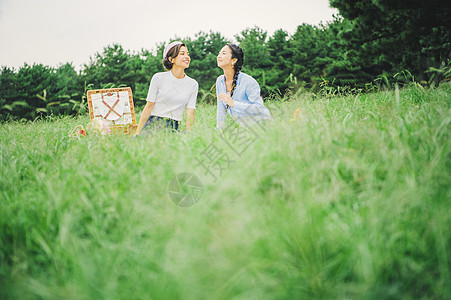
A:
<box><xmin>186</xmin><ymin>108</ymin><xmax>195</xmax><ymax>131</ymax></box>
<box><xmin>134</xmin><ymin>101</ymin><xmax>155</xmax><ymax>136</ymax></box>
<box><xmin>218</xmin><ymin>77</ymin><xmax>262</xmax><ymax>111</ymax></box>
<box><xmin>185</xmin><ymin>81</ymin><xmax>198</xmax><ymax>131</ymax></box>
<box><xmin>218</xmin><ymin>78</ymin><xmax>272</xmax><ymax>124</ymax></box>
<box><xmin>217</xmin><ymin>98</ymin><xmax>228</xmax><ymax>129</ymax></box>
<box><xmin>216</xmin><ymin>77</ymin><xmax>228</xmax><ymax>129</ymax></box>
<box><xmin>135</xmin><ymin>74</ymin><xmax>159</xmax><ymax>136</ymax></box>
<box><xmin>233</xmin><ymin>79</ymin><xmax>271</xmax><ymax>117</ymax></box>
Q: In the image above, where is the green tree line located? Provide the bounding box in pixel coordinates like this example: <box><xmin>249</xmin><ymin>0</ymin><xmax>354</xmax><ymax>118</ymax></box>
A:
<box><xmin>1</xmin><ymin>0</ymin><xmax>450</xmax><ymax>120</ymax></box>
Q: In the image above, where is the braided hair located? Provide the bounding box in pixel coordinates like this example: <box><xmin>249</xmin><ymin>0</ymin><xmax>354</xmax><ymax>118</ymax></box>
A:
<box><xmin>226</xmin><ymin>44</ymin><xmax>244</xmax><ymax>98</ymax></box>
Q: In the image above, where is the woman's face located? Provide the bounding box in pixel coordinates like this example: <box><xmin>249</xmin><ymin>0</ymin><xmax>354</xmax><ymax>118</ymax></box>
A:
<box><xmin>217</xmin><ymin>45</ymin><xmax>236</xmax><ymax>68</ymax></box>
<box><xmin>171</xmin><ymin>46</ymin><xmax>191</xmax><ymax>68</ymax></box>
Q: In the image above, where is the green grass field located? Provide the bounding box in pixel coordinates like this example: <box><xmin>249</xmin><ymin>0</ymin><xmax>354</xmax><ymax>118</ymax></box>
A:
<box><xmin>1</xmin><ymin>84</ymin><xmax>450</xmax><ymax>299</ymax></box>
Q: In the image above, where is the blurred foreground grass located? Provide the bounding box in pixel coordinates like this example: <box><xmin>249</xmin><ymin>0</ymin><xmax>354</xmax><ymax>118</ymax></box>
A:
<box><xmin>0</xmin><ymin>84</ymin><xmax>450</xmax><ymax>299</ymax></box>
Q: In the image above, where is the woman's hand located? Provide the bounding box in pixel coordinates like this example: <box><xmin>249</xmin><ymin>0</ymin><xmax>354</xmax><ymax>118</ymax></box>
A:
<box><xmin>218</xmin><ymin>93</ymin><xmax>234</xmax><ymax>107</ymax></box>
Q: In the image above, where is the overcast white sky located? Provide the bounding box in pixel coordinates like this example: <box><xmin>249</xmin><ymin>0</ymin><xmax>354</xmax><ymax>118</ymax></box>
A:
<box><xmin>0</xmin><ymin>0</ymin><xmax>337</xmax><ymax>70</ymax></box>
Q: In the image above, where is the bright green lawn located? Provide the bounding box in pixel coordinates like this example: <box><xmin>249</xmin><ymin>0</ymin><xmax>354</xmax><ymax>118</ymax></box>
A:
<box><xmin>1</xmin><ymin>84</ymin><xmax>450</xmax><ymax>299</ymax></box>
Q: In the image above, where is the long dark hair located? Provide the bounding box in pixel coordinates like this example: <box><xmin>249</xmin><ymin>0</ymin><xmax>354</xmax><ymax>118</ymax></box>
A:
<box><xmin>226</xmin><ymin>44</ymin><xmax>244</xmax><ymax>97</ymax></box>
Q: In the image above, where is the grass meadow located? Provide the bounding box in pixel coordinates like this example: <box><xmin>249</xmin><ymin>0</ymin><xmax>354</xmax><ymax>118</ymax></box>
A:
<box><xmin>0</xmin><ymin>84</ymin><xmax>450</xmax><ymax>299</ymax></box>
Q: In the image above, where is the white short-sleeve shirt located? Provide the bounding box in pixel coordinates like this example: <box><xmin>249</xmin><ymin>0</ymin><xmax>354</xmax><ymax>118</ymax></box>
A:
<box><xmin>146</xmin><ymin>71</ymin><xmax>198</xmax><ymax>121</ymax></box>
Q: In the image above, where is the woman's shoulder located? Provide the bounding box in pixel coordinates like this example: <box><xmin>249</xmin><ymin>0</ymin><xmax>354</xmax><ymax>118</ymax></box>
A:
<box><xmin>151</xmin><ymin>71</ymin><xmax>169</xmax><ymax>80</ymax></box>
<box><xmin>216</xmin><ymin>74</ymin><xmax>225</xmax><ymax>83</ymax></box>
<box><xmin>155</xmin><ymin>71</ymin><xmax>169</xmax><ymax>76</ymax></box>
<box><xmin>239</xmin><ymin>72</ymin><xmax>254</xmax><ymax>80</ymax></box>
<box><xmin>184</xmin><ymin>74</ymin><xmax>199</xmax><ymax>86</ymax></box>
<box><xmin>239</xmin><ymin>72</ymin><xmax>259</xmax><ymax>85</ymax></box>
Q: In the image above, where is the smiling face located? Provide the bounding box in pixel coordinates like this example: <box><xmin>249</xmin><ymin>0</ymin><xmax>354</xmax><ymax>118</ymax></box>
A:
<box><xmin>217</xmin><ymin>45</ymin><xmax>237</xmax><ymax>68</ymax></box>
<box><xmin>170</xmin><ymin>46</ymin><xmax>190</xmax><ymax>69</ymax></box>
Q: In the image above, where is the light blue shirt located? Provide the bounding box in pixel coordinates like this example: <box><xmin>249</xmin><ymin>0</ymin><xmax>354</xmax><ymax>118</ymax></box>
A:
<box><xmin>216</xmin><ymin>72</ymin><xmax>272</xmax><ymax>128</ymax></box>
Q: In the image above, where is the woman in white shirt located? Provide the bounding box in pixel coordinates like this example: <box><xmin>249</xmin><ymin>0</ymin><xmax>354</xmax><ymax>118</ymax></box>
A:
<box><xmin>135</xmin><ymin>41</ymin><xmax>199</xmax><ymax>135</ymax></box>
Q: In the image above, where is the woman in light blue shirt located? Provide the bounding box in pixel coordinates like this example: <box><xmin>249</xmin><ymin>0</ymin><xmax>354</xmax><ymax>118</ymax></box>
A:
<box><xmin>216</xmin><ymin>44</ymin><xmax>272</xmax><ymax>129</ymax></box>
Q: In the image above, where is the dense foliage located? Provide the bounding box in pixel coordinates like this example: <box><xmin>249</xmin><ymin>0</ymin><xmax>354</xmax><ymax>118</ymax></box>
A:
<box><xmin>329</xmin><ymin>0</ymin><xmax>451</xmax><ymax>85</ymax></box>
<box><xmin>1</xmin><ymin>2</ymin><xmax>450</xmax><ymax>120</ymax></box>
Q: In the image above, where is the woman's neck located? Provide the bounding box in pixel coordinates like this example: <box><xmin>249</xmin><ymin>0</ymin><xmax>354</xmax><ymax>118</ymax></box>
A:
<box><xmin>171</xmin><ymin>67</ymin><xmax>185</xmax><ymax>79</ymax></box>
<box><xmin>223</xmin><ymin>66</ymin><xmax>235</xmax><ymax>83</ymax></box>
